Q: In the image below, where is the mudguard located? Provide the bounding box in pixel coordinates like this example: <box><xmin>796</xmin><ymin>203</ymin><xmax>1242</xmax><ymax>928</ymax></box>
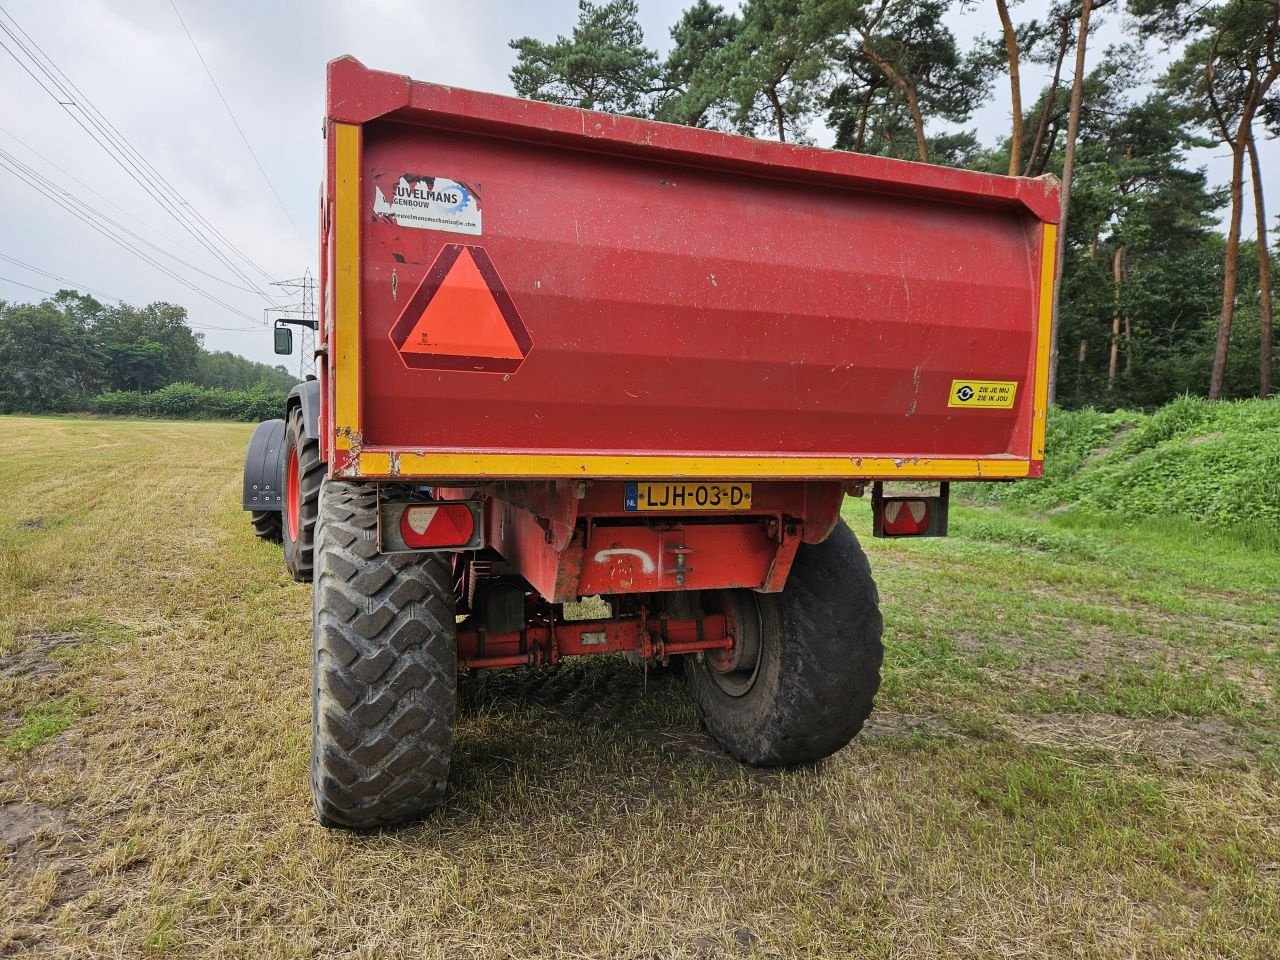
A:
<box><xmin>242</xmin><ymin>418</ymin><xmax>286</xmax><ymax>512</ymax></box>
<box><xmin>288</xmin><ymin>379</ymin><xmax>320</xmax><ymax>440</ymax></box>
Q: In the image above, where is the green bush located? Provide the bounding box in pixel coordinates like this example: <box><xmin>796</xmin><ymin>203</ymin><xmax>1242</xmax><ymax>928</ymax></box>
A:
<box><xmin>86</xmin><ymin>383</ymin><xmax>288</xmax><ymax>423</ymax></box>
<box><xmin>961</xmin><ymin>396</ymin><xmax>1280</xmax><ymax>537</ymax></box>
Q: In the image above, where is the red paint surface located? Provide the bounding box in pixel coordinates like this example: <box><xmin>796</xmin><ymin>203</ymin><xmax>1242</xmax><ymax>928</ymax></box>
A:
<box><xmin>478</xmin><ymin>482</ymin><xmax>819</xmax><ymax>601</ymax></box>
<box><xmin>326</xmin><ymin>57</ymin><xmax>1056</xmax><ymax>472</ymax></box>
<box><xmin>578</xmin><ymin>521</ymin><xmax>784</xmax><ymax>596</ymax></box>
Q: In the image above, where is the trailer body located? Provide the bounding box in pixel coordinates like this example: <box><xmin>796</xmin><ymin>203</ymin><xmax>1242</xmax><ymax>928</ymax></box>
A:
<box><xmin>321</xmin><ymin>57</ymin><xmax>1057</xmax><ymax>484</ymax></box>
<box><xmin>307</xmin><ymin>58</ymin><xmax>1058</xmax><ymax>610</ymax></box>
<box><xmin>244</xmin><ymin>57</ymin><xmax>1059</xmax><ymax>828</ymax></box>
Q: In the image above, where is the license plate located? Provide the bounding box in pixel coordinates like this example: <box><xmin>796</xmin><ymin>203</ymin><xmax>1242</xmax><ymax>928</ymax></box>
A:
<box><xmin>624</xmin><ymin>482</ymin><xmax>752</xmax><ymax>512</ymax></box>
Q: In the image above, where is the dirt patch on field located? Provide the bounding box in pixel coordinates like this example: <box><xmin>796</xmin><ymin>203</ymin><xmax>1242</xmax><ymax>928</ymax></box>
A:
<box><xmin>0</xmin><ymin>801</ymin><xmax>65</xmax><ymax>852</ymax></box>
<box><xmin>862</xmin><ymin>711</ymin><xmax>952</xmax><ymax>740</ymax></box>
<box><xmin>0</xmin><ymin>633</ymin><xmax>81</xmax><ymax>683</ymax></box>
<box><xmin>460</xmin><ymin>658</ymin><xmax>684</xmax><ymax>720</ymax></box>
<box><xmin>629</xmin><ymin>723</ymin><xmax>728</xmax><ymax>762</ymax></box>
<box><xmin>0</xmin><ymin>799</ymin><xmax>93</xmax><ymax>953</ymax></box>
<box><xmin>950</xmin><ymin>621</ymin><xmax>1175</xmax><ymax>683</ymax></box>
<box><xmin>1185</xmin><ymin>431</ymin><xmax>1224</xmax><ymax>446</ymax></box>
<box><xmin>1012</xmin><ymin>713</ymin><xmax>1252</xmax><ymax>767</ymax></box>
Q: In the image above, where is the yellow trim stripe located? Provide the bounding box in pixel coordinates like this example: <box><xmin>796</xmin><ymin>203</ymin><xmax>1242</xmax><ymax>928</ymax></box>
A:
<box><xmin>1031</xmin><ymin>222</ymin><xmax>1057</xmax><ymax>462</ymax></box>
<box><xmin>339</xmin><ymin>451</ymin><xmax>1031</xmax><ymax>480</ymax></box>
<box><xmin>332</xmin><ymin>123</ymin><xmax>361</xmax><ymax>451</ymax></box>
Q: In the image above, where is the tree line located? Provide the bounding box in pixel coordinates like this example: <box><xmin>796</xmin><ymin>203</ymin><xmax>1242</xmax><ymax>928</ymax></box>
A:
<box><xmin>511</xmin><ymin>0</ymin><xmax>1278</xmax><ymax>409</ymax></box>
<box><xmin>0</xmin><ymin>290</ymin><xmax>297</xmax><ymax>414</ymax></box>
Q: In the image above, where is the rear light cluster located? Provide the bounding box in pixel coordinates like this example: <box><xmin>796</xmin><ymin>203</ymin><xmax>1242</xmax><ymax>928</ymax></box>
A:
<box><xmin>881</xmin><ymin>499</ymin><xmax>931</xmax><ymax>535</ymax></box>
<box><xmin>401</xmin><ymin>503</ymin><xmax>475</xmax><ymax>548</ymax></box>
<box><xmin>871</xmin><ymin>482</ymin><xmax>950</xmax><ymax>538</ymax></box>
<box><xmin>380</xmin><ymin>500</ymin><xmax>483</xmax><ymax>552</ymax></box>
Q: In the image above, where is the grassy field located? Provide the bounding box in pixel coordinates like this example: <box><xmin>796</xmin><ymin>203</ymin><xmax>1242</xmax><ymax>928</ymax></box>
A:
<box><xmin>1</xmin><ymin>415</ymin><xmax>1277</xmax><ymax>959</ymax></box>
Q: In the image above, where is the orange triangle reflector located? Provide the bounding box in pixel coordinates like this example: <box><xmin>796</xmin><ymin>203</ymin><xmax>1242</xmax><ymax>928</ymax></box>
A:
<box><xmin>388</xmin><ymin>244</ymin><xmax>532</xmax><ymax>374</ymax></box>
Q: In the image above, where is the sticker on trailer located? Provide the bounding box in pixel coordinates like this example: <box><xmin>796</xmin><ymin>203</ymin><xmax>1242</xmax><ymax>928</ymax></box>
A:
<box><xmin>948</xmin><ymin>379</ymin><xmax>1018</xmax><ymax>409</ymax></box>
<box><xmin>371</xmin><ymin>172</ymin><xmax>481</xmax><ymax>235</ymax></box>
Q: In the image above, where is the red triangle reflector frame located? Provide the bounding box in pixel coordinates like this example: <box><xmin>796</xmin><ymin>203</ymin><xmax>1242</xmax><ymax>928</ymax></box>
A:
<box><xmin>388</xmin><ymin>244</ymin><xmax>532</xmax><ymax>373</ymax></box>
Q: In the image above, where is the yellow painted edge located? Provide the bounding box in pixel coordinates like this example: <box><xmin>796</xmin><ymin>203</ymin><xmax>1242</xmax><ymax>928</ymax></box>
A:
<box><xmin>1031</xmin><ymin>222</ymin><xmax>1058</xmax><ymax>462</ymax></box>
<box><xmin>338</xmin><ymin>452</ymin><xmax>1031</xmax><ymax>480</ymax></box>
<box><xmin>357</xmin><ymin>451</ymin><xmax>392</xmax><ymax>475</ymax></box>
<box><xmin>332</xmin><ymin>123</ymin><xmax>361</xmax><ymax>452</ymax></box>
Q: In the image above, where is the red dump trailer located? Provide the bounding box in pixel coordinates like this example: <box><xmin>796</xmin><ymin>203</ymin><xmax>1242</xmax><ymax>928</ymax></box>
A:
<box><xmin>242</xmin><ymin>56</ymin><xmax>1059</xmax><ymax>829</ymax></box>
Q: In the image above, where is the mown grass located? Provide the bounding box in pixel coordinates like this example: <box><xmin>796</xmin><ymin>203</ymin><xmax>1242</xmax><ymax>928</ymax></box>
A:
<box><xmin>1</xmin><ymin>415</ymin><xmax>1277</xmax><ymax>959</ymax></box>
<box><xmin>1</xmin><ymin>698</ymin><xmax>89</xmax><ymax>752</ymax></box>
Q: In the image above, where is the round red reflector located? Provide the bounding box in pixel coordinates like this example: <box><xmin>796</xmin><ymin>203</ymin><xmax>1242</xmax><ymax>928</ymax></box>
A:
<box><xmin>399</xmin><ymin>503</ymin><xmax>475</xmax><ymax>548</ymax></box>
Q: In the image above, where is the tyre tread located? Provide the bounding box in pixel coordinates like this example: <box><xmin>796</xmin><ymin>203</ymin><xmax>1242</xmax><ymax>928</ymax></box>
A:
<box><xmin>311</xmin><ymin>480</ymin><xmax>456</xmax><ymax>829</ymax></box>
<box><xmin>250</xmin><ymin>510</ymin><xmax>282</xmax><ymax>543</ymax></box>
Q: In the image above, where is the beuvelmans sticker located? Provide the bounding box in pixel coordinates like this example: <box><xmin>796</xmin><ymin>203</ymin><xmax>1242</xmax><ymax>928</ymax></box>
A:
<box><xmin>948</xmin><ymin>379</ymin><xmax>1018</xmax><ymax>409</ymax></box>
<box><xmin>372</xmin><ymin>172</ymin><xmax>481</xmax><ymax>235</ymax></box>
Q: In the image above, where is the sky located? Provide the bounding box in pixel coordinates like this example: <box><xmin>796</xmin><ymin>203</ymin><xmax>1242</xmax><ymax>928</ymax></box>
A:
<box><xmin>0</xmin><ymin>0</ymin><xmax>1274</xmax><ymax>370</ymax></box>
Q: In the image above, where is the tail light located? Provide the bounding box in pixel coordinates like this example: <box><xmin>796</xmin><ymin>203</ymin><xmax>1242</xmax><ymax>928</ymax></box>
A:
<box><xmin>380</xmin><ymin>500</ymin><xmax>483</xmax><ymax>552</ymax></box>
<box><xmin>871</xmin><ymin>482</ymin><xmax>949</xmax><ymax>538</ymax></box>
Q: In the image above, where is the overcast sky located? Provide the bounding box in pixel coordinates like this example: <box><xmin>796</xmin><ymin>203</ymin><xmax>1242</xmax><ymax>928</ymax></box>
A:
<box><xmin>0</xmin><ymin>0</ymin><xmax>1273</xmax><ymax>370</ymax></box>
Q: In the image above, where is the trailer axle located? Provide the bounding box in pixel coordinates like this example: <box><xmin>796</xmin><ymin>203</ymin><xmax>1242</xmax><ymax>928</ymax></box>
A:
<box><xmin>456</xmin><ymin>612</ymin><xmax>732</xmax><ymax>670</ymax></box>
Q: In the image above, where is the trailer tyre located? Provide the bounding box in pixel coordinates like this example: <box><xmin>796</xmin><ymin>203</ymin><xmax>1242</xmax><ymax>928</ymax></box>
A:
<box><xmin>250</xmin><ymin>510</ymin><xmax>282</xmax><ymax>543</ymax></box>
<box><xmin>685</xmin><ymin>520</ymin><xmax>883</xmax><ymax>766</ymax></box>
<box><xmin>282</xmin><ymin>406</ymin><xmax>323</xmax><ymax>582</ymax></box>
<box><xmin>311</xmin><ymin>479</ymin><xmax>457</xmax><ymax>829</ymax></box>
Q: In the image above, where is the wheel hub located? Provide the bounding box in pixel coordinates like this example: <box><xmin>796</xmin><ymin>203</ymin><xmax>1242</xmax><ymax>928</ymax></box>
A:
<box><xmin>286</xmin><ymin>448</ymin><xmax>301</xmax><ymax>542</ymax></box>
<box><xmin>704</xmin><ymin>591</ymin><xmax>762</xmax><ymax>697</ymax></box>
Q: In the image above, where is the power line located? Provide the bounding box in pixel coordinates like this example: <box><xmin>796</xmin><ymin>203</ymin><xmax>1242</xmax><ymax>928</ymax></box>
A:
<box><xmin>0</xmin><ymin>25</ymin><xmax>273</xmax><ymax>299</ymax></box>
<box><xmin>0</xmin><ymin>273</ymin><xmax>58</xmax><ymax>297</ymax></box>
<box><xmin>0</xmin><ymin>147</ymin><xmax>260</xmax><ymax>293</ymax></box>
<box><xmin>0</xmin><ymin>26</ymin><xmax>278</xmax><ymax>299</ymax></box>
<box><xmin>168</xmin><ymin>0</ymin><xmax>312</xmax><ymax>257</ymax></box>
<box><xmin>0</xmin><ymin>124</ymin><xmax>234</xmax><ymax>270</ymax></box>
<box><xmin>0</xmin><ymin>151</ymin><xmax>261</xmax><ymax>323</ymax></box>
<box><xmin>0</xmin><ymin>147</ymin><xmax>262</xmax><ymax>297</ymax></box>
<box><xmin>0</xmin><ymin>252</ymin><xmax>125</xmax><ymax>302</ymax></box>
<box><xmin>0</xmin><ymin>10</ymin><xmax>290</xmax><ymax>304</ymax></box>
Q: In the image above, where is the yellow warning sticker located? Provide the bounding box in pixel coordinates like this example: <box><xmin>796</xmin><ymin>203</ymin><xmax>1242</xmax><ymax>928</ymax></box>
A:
<box><xmin>948</xmin><ymin>379</ymin><xmax>1018</xmax><ymax>409</ymax></box>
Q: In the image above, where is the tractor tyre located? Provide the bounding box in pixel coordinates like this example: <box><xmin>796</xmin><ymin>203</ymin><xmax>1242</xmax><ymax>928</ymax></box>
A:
<box><xmin>282</xmin><ymin>405</ymin><xmax>323</xmax><ymax>583</ymax></box>
<box><xmin>310</xmin><ymin>478</ymin><xmax>457</xmax><ymax>829</ymax></box>
<box><xmin>251</xmin><ymin>510</ymin><xmax>282</xmax><ymax>543</ymax></box>
<box><xmin>684</xmin><ymin>520</ymin><xmax>883</xmax><ymax>766</ymax></box>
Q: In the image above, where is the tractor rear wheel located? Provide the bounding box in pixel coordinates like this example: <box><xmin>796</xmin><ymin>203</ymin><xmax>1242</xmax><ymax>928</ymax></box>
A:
<box><xmin>282</xmin><ymin>406</ymin><xmax>322</xmax><ymax>582</ymax></box>
<box><xmin>684</xmin><ymin>520</ymin><xmax>883</xmax><ymax>765</ymax></box>
<box><xmin>310</xmin><ymin>479</ymin><xmax>457</xmax><ymax>829</ymax></box>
